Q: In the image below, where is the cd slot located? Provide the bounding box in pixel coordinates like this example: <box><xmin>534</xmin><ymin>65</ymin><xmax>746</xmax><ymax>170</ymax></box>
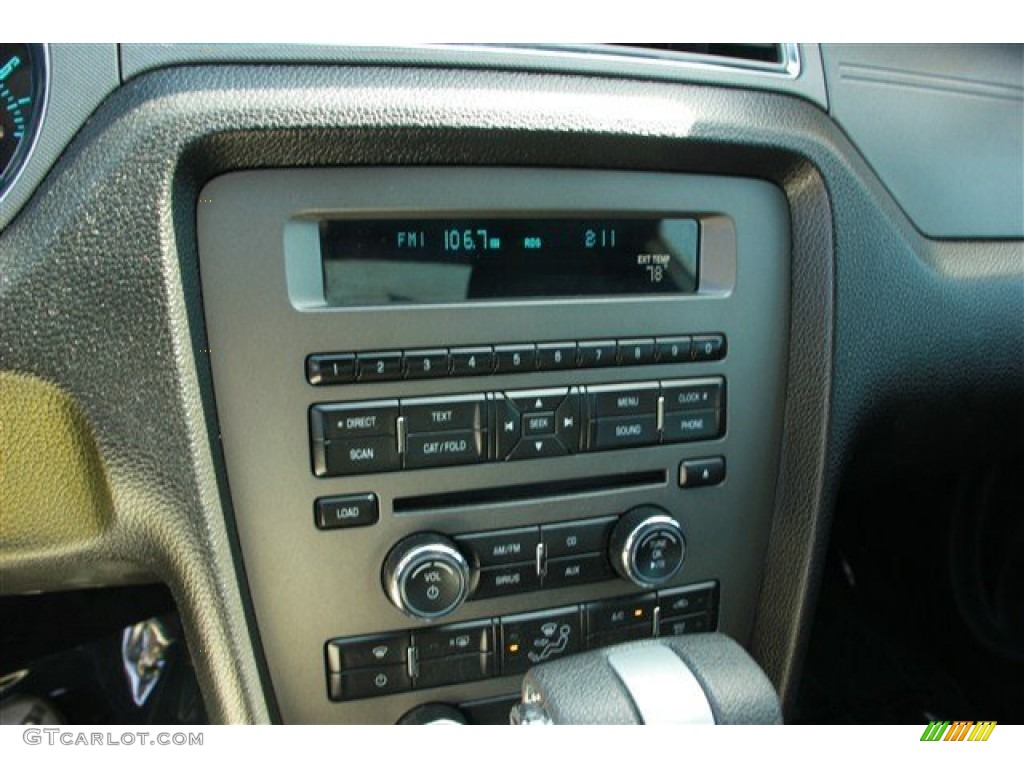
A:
<box><xmin>393</xmin><ymin>470</ymin><xmax>666</xmax><ymax>514</ymax></box>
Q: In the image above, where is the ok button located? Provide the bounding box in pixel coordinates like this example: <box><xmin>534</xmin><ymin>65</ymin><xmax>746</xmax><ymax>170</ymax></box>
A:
<box><xmin>523</xmin><ymin>411</ymin><xmax>555</xmax><ymax>436</ymax></box>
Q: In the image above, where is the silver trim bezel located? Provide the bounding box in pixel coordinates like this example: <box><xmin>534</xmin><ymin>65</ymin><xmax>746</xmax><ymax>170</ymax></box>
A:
<box><xmin>0</xmin><ymin>43</ymin><xmax>50</xmax><ymax>208</ymax></box>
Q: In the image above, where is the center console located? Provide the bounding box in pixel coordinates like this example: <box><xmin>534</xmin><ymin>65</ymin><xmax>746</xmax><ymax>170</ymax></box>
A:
<box><xmin>197</xmin><ymin>168</ymin><xmax>790</xmax><ymax>723</ymax></box>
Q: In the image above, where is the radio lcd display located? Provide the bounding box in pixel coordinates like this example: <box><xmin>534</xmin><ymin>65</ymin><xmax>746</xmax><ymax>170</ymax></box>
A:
<box><xmin>320</xmin><ymin>218</ymin><xmax>699</xmax><ymax>306</ymax></box>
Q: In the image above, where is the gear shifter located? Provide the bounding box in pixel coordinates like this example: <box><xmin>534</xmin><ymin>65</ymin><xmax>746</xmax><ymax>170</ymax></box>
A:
<box><xmin>511</xmin><ymin>633</ymin><xmax>782</xmax><ymax>725</ymax></box>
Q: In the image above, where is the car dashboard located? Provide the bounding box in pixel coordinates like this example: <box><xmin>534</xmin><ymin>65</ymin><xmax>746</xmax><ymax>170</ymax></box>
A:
<box><xmin>1</xmin><ymin>43</ymin><xmax>1021</xmax><ymax>725</ymax></box>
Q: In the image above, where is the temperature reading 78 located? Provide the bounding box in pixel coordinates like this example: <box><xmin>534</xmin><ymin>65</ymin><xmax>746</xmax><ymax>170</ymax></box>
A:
<box><xmin>645</xmin><ymin>265</ymin><xmax>665</xmax><ymax>283</ymax></box>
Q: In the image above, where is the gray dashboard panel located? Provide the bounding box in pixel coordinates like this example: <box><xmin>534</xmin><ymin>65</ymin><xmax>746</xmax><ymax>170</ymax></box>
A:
<box><xmin>197</xmin><ymin>168</ymin><xmax>790</xmax><ymax>723</ymax></box>
<box><xmin>822</xmin><ymin>44</ymin><xmax>1024</xmax><ymax>239</ymax></box>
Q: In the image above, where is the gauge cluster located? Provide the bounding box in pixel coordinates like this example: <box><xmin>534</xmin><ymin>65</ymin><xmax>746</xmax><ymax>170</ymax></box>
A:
<box><xmin>0</xmin><ymin>44</ymin><xmax>46</xmax><ymax>200</ymax></box>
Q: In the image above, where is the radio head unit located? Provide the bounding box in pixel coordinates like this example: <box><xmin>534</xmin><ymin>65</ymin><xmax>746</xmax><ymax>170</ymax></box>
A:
<box><xmin>197</xmin><ymin>167</ymin><xmax>790</xmax><ymax>723</ymax></box>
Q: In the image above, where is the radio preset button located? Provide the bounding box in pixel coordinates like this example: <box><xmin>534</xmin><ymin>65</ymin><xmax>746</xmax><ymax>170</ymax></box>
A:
<box><xmin>536</xmin><ymin>342</ymin><xmax>577</xmax><ymax>370</ymax></box>
<box><xmin>662</xmin><ymin>409</ymin><xmax>722</xmax><ymax>443</ymax></box>
<box><xmin>404</xmin><ymin>349</ymin><xmax>450</xmax><ymax>379</ymax></box>
<box><xmin>655</xmin><ymin>337</ymin><xmax>692</xmax><ymax>364</ymax></box>
<box><xmin>315</xmin><ymin>493</ymin><xmax>379</xmax><ymax>530</ymax></box>
<box><xmin>617</xmin><ymin>338</ymin><xmax>656</xmax><ymax>366</ymax></box>
<box><xmin>456</xmin><ymin>527</ymin><xmax>540</xmax><ymax>568</ymax></box>
<box><xmin>320</xmin><ymin>436</ymin><xmax>401</xmax><ymax>476</ymax></box>
<box><xmin>450</xmin><ymin>347</ymin><xmax>494</xmax><ymax>376</ymax></box>
<box><xmin>357</xmin><ymin>351</ymin><xmax>404</xmax><ymax>382</ymax></box>
<box><xmin>590</xmin><ymin>414</ymin><xmax>660</xmax><ymax>450</ymax></box>
<box><xmin>577</xmin><ymin>340</ymin><xmax>617</xmax><ymax>368</ymax></box>
<box><xmin>405</xmin><ymin>430</ymin><xmax>487</xmax><ymax>469</ymax></box>
<box><xmin>494</xmin><ymin>344</ymin><xmax>537</xmax><ymax>374</ymax></box>
<box><xmin>691</xmin><ymin>334</ymin><xmax>726</xmax><ymax>361</ymax></box>
<box><xmin>311</xmin><ymin>401</ymin><xmax>398</xmax><ymax>441</ymax></box>
<box><xmin>402</xmin><ymin>395</ymin><xmax>485</xmax><ymax>433</ymax></box>
<box><xmin>307</xmin><ymin>353</ymin><xmax>356</xmax><ymax>385</ymax></box>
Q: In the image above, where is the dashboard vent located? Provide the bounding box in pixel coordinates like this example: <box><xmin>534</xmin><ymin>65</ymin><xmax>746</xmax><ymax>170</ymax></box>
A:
<box><xmin>610</xmin><ymin>43</ymin><xmax>784</xmax><ymax>65</ymax></box>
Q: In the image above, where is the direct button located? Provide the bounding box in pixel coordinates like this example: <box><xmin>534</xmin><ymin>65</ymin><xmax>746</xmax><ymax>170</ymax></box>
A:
<box><xmin>456</xmin><ymin>527</ymin><xmax>540</xmax><ymax>568</ymax></box>
<box><xmin>402</xmin><ymin>395</ymin><xmax>485</xmax><ymax>433</ymax></box>
<box><xmin>315</xmin><ymin>493</ymin><xmax>379</xmax><ymax>530</ymax></box>
<box><xmin>405</xmin><ymin>431</ymin><xmax>487</xmax><ymax>469</ymax></box>
<box><xmin>311</xmin><ymin>401</ymin><xmax>398</xmax><ymax>441</ymax></box>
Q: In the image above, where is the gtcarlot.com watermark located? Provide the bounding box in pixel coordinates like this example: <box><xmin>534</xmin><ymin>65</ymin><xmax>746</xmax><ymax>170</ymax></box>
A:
<box><xmin>23</xmin><ymin>728</ymin><xmax>203</xmax><ymax>747</ymax></box>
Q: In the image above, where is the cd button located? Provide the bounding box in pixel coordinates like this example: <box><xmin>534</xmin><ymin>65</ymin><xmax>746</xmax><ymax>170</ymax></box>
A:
<box><xmin>541</xmin><ymin>516</ymin><xmax>617</xmax><ymax>559</ymax></box>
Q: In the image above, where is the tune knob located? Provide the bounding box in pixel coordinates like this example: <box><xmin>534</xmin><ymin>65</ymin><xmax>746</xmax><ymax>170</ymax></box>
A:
<box><xmin>382</xmin><ymin>533</ymin><xmax>471</xmax><ymax>620</ymax></box>
<box><xmin>609</xmin><ymin>506</ymin><xmax>686</xmax><ymax>588</ymax></box>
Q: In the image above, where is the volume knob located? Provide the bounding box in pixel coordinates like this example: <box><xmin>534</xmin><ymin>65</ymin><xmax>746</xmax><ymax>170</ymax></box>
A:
<box><xmin>382</xmin><ymin>533</ymin><xmax>471</xmax><ymax>620</ymax></box>
<box><xmin>609</xmin><ymin>506</ymin><xmax>686</xmax><ymax>588</ymax></box>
